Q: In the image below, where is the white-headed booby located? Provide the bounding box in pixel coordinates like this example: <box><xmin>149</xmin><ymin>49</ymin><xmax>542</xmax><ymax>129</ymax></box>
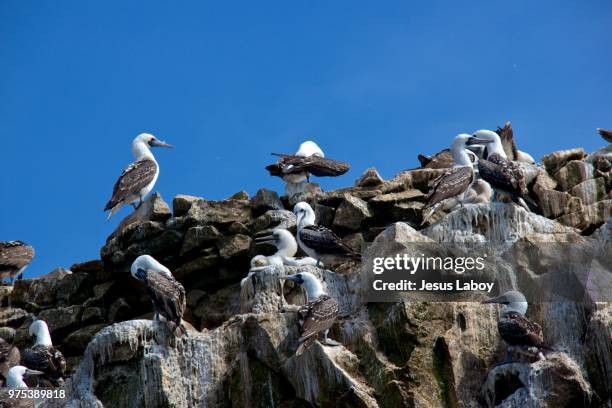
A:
<box><xmin>0</xmin><ymin>241</ymin><xmax>35</xmax><ymax>285</ymax></box>
<box><xmin>5</xmin><ymin>366</ymin><xmax>43</xmax><ymax>388</ymax></box>
<box><xmin>131</xmin><ymin>255</ymin><xmax>187</xmax><ymax>336</ymax></box>
<box><xmin>104</xmin><ymin>133</ymin><xmax>172</xmax><ymax>219</ymax></box>
<box><xmin>468</xmin><ymin>130</ymin><xmax>535</xmax><ymax>211</ymax></box>
<box><xmin>293</xmin><ymin>202</ymin><xmax>360</xmax><ymax>266</ymax></box>
<box><xmin>21</xmin><ymin>320</ymin><xmax>66</xmax><ymax>386</ymax></box>
<box><xmin>266</xmin><ymin>141</ymin><xmax>349</xmax><ymax>189</ymax></box>
<box><xmin>285</xmin><ymin>272</ymin><xmax>340</xmax><ymax>355</ymax></box>
<box><xmin>254</xmin><ymin>229</ymin><xmax>298</xmax><ymax>264</ymax></box>
<box><xmin>483</xmin><ymin>290</ymin><xmax>550</xmax><ymax>362</ymax></box>
<box><xmin>421</xmin><ymin>134</ymin><xmax>483</xmax><ymax>225</ymax></box>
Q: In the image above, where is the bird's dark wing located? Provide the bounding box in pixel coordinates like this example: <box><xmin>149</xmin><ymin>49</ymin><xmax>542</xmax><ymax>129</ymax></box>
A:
<box><xmin>298</xmin><ymin>295</ymin><xmax>339</xmax><ymax>343</ymax></box>
<box><xmin>496</xmin><ymin>122</ymin><xmax>519</xmax><ymax>161</ymax></box>
<box><xmin>478</xmin><ymin>154</ymin><xmax>527</xmax><ymax>196</ymax></box>
<box><xmin>104</xmin><ymin>159</ymin><xmax>157</xmax><ymax>210</ymax></box>
<box><xmin>598</xmin><ymin>128</ymin><xmax>612</xmax><ymax>143</ymax></box>
<box><xmin>498</xmin><ymin>312</ymin><xmax>544</xmax><ymax>347</ymax></box>
<box><xmin>419</xmin><ymin>149</ymin><xmax>455</xmax><ymax>169</ymax></box>
<box><xmin>299</xmin><ymin>225</ymin><xmax>357</xmax><ymax>256</ymax></box>
<box><xmin>285</xmin><ymin>156</ymin><xmax>350</xmax><ymax>177</ymax></box>
<box><xmin>21</xmin><ymin>345</ymin><xmax>65</xmax><ymax>379</ymax></box>
<box><xmin>145</xmin><ymin>271</ymin><xmax>186</xmax><ymax>329</ymax></box>
<box><xmin>424</xmin><ymin>166</ymin><xmax>473</xmax><ymax>208</ymax></box>
<box><xmin>0</xmin><ymin>242</ymin><xmax>35</xmax><ymax>271</ymax></box>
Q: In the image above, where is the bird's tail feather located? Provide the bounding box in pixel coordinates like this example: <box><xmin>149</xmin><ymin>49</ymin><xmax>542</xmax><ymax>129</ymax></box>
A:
<box><xmin>296</xmin><ymin>337</ymin><xmax>316</xmax><ymax>356</ymax></box>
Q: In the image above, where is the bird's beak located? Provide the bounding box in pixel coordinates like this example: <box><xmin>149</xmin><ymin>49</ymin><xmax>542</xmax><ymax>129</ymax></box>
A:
<box><xmin>295</xmin><ymin>212</ymin><xmax>303</xmax><ymax>226</ymax></box>
<box><xmin>25</xmin><ymin>369</ymin><xmax>44</xmax><ymax>377</ymax></box>
<box><xmin>151</xmin><ymin>139</ymin><xmax>173</xmax><ymax>148</ymax></box>
<box><xmin>466</xmin><ymin>136</ymin><xmax>492</xmax><ymax>146</ymax></box>
<box><xmin>255</xmin><ymin>235</ymin><xmax>276</xmax><ymax>245</ymax></box>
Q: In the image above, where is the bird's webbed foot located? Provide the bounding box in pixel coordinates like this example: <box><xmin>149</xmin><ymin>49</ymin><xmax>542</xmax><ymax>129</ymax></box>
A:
<box><xmin>323</xmin><ymin>338</ymin><xmax>342</xmax><ymax>347</ymax></box>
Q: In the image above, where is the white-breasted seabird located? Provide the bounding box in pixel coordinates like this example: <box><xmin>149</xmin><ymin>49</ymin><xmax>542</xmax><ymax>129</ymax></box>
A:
<box><xmin>254</xmin><ymin>229</ymin><xmax>299</xmax><ymax>265</ymax></box>
<box><xmin>0</xmin><ymin>241</ymin><xmax>35</xmax><ymax>285</ymax></box>
<box><xmin>131</xmin><ymin>255</ymin><xmax>187</xmax><ymax>336</ymax></box>
<box><xmin>468</xmin><ymin>130</ymin><xmax>536</xmax><ymax>211</ymax></box>
<box><xmin>285</xmin><ymin>272</ymin><xmax>340</xmax><ymax>355</ymax></box>
<box><xmin>104</xmin><ymin>133</ymin><xmax>173</xmax><ymax>219</ymax></box>
<box><xmin>483</xmin><ymin>290</ymin><xmax>551</xmax><ymax>362</ymax></box>
<box><xmin>471</xmin><ymin>179</ymin><xmax>494</xmax><ymax>204</ymax></box>
<box><xmin>21</xmin><ymin>320</ymin><xmax>66</xmax><ymax>386</ymax></box>
<box><xmin>421</xmin><ymin>134</ymin><xmax>485</xmax><ymax>225</ymax></box>
<box><xmin>598</xmin><ymin>128</ymin><xmax>612</xmax><ymax>143</ymax></box>
<box><xmin>293</xmin><ymin>202</ymin><xmax>360</xmax><ymax>266</ymax></box>
<box><xmin>5</xmin><ymin>366</ymin><xmax>43</xmax><ymax>388</ymax></box>
<box><xmin>266</xmin><ymin>141</ymin><xmax>349</xmax><ymax>191</ymax></box>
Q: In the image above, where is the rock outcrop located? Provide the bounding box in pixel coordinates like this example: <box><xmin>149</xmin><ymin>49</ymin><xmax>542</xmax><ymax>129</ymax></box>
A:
<box><xmin>0</xmin><ymin>146</ymin><xmax>610</xmax><ymax>407</ymax></box>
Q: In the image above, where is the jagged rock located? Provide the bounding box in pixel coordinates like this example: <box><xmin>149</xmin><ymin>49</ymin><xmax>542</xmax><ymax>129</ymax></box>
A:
<box><xmin>355</xmin><ymin>167</ymin><xmax>384</xmax><ymax>187</ymax></box>
<box><xmin>403</xmin><ymin>168</ymin><xmax>448</xmax><ymax>192</ymax></box>
<box><xmin>81</xmin><ymin>307</ymin><xmax>105</xmax><ymax>325</ymax></box>
<box><xmin>108</xmin><ymin>298</ymin><xmax>132</xmax><ymax>323</ymax></box>
<box><xmin>0</xmin><ymin>327</ymin><xmax>15</xmax><ymax>342</ymax></box>
<box><xmin>38</xmin><ymin>305</ymin><xmax>83</xmax><ymax>335</ymax></box>
<box><xmin>193</xmin><ymin>284</ymin><xmax>240</xmax><ymax>329</ymax></box>
<box><xmin>11</xmin><ymin>268</ymin><xmax>92</xmax><ymax>309</ymax></box>
<box><xmin>584</xmin><ymin>303</ymin><xmax>612</xmax><ymax>400</ymax></box>
<box><xmin>483</xmin><ymin>354</ymin><xmax>593</xmax><ymax>407</ymax></box>
<box><xmin>186</xmin><ymin>198</ymin><xmax>252</xmax><ymax>228</ymax></box>
<box><xmin>423</xmin><ymin>203</ymin><xmax>577</xmax><ymax>244</ymax></box>
<box><xmin>533</xmin><ymin>186</ymin><xmax>582</xmax><ymax>219</ymax></box>
<box><xmin>173</xmin><ymin>194</ymin><xmax>201</xmax><ymax>217</ymax></box>
<box><xmin>555</xmin><ymin>160</ymin><xmax>595</xmax><ymax>191</ymax></box>
<box><xmin>250</xmin><ymin>188</ymin><xmax>284</xmax><ymax>212</ymax></box>
<box><xmin>180</xmin><ymin>225</ymin><xmax>221</xmax><ymax>255</ymax></box>
<box><xmin>69</xmin><ymin>260</ymin><xmax>103</xmax><ymax>275</ymax></box>
<box><xmin>61</xmin><ymin>324</ymin><xmax>106</xmax><ymax>356</ymax></box>
<box><xmin>556</xmin><ymin>200</ymin><xmax>611</xmax><ymax>231</ymax></box>
<box><xmin>542</xmin><ymin>147</ymin><xmax>586</xmax><ymax>174</ymax></box>
<box><xmin>286</xmin><ymin>182</ymin><xmax>322</xmax><ymax>206</ymax></box>
<box><xmin>216</xmin><ymin>234</ymin><xmax>252</xmax><ymax>259</ymax></box>
<box><xmin>228</xmin><ymin>222</ymin><xmax>250</xmax><ymax>234</ymax></box>
<box><xmin>333</xmin><ymin>194</ymin><xmax>372</xmax><ymax>230</ymax></box>
<box><xmin>229</xmin><ymin>191</ymin><xmax>250</xmax><ymax>200</ymax></box>
<box><xmin>112</xmin><ymin>193</ymin><xmax>172</xmax><ymax>235</ymax></box>
<box><xmin>317</xmin><ymin>187</ymin><xmax>382</xmax><ymax>207</ymax></box>
<box><xmin>368</xmin><ymin>189</ymin><xmax>424</xmax><ymax>208</ymax></box>
<box><xmin>174</xmin><ymin>251</ymin><xmax>220</xmax><ymax>280</ymax></box>
<box><xmin>569</xmin><ymin>177</ymin><xmax>607</xmax><ymax>205</ymax></box>
<box><xmin>0</xmin><ymin>308</ymin><xmax>29</xmax><ymax>328</ymax></box>
<box><xmin>314</xmin><ymin>202</ymin><xmax>335</xmax><ymax>227</ymax></box>
<box><xmin>251</xmin><ymin>209</ymin><xmax>296</xmax><ymax>232</ymax></box>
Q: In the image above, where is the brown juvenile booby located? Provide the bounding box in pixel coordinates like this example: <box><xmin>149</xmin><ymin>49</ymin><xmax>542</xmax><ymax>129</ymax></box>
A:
<box><xmin>285</xmin><ymin>272</ymin><xmax>340</xmax><ymax>355</ymax></box>
<box><xmin>483</xmin><ymin>290</ymin><xmax>550</xmax><ymax>362</ymax></box>
<box><xmin>21</xmin><ymin>320</ymin><xmax>66</xmax><ymax>386</ymax></box>
<box><xmin>104</xmin><ymin>133</ymin><xmax>173</xmax><ymax>219</ymax></box>
<box><xmin>0</xmin><ymin>241</ymin><xmax>35</xmax><ymax>285</ymax></box>
<box><xmin>418</xmin><ymin>148</ymin><xmax>477</xmax><ymax>169</ymax></box>
<box><xmin>421</xmin><ymin>134</ymin><xmax>484</xmax><ymax>225</ymax></box>
<box><xmin>598</xmin><ymin>128</ymin><xmax>612</xmax><ymax>143</ymax></box>
<box><xmin>131</xmin><ymin>255</ymin><xmax>187</xmax><ymax>336</ymax></box>
<box><xmin>495</xmin><ymin>122</ymin><xmax>536</xmax><ymax>164</ymax></box>
<box><xmin>293</xmin><ymin>202</ymin><xmax>360</xmax><ymax>267</ymax></box>
<box><xmin>266</xmin><ymin>141</ymin><xmax>349</xmax><ymax>192</ymax></box>
<box><xmin>468</xmin><ymin>130</ymin><xmax>536</xmax><ymax>211</ymax></box>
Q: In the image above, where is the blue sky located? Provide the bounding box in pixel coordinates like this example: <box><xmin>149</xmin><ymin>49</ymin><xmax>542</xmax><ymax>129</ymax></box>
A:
<box><xmin>1</xmin><ymin>1</ymin><xmax>610</xmax><ymax>278</ymax></box>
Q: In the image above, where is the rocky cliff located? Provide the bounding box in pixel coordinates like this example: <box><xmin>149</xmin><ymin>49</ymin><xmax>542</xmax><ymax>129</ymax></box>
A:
<box><xmin>0</xmin><ymin>146</ymin><xmax>610</xmax><ymax>407</ymax></box>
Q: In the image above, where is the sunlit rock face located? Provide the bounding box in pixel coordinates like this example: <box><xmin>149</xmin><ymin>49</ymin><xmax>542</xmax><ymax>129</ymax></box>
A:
<box><xmin>1</xmin><ymin>146</ymin><xmax>610</xmax><ymax>407</ymax></box>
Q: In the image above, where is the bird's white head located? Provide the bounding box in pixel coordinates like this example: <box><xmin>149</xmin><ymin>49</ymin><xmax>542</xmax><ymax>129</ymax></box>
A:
<box><xmin>296</xmin><ymin>141</ymin><xmax>324</xmax><ymax>158</ymax></box>
<box><xmin>293</xmin><ymin>202</ymin><xmax>316</xmax><ymax>228</ymax></box>
<box><xmin>29</xmin><ymin>320</ymin><xmax>53</xmax><ymax>347</ymax></box>
<box><xmin>285</xmin><ymin>271</ymin><xmax>325</xmax><ymax>300</ymax></box>
<box><xmin>132</xmin><ymin>133</ymin><xmax>173</xmax><ymax>160</ymax></box>
<box><xmin>6</xmin><ymin>366</ymin><xmax>44</xmax><ymax>388</ymax></box>
<box><xmin>449</xmin><ymin>134</ymin><xmax>475</xmax><ymax>167</ymax></box>
<box><xmin>130</xmin><ymin>254</ymin><xmax>173</xmax><ymax>281</ymax></box>
<box><xmin>254</xmin><ymin>229</ymin><xmax>298</xmax><ymax>257</ymax></box>
<box><xmin>482</xmin><ymin>290</ymin><xmax>528</xmax><ymax>317</ymax></box>
<box><xmin>467</xmin><ymin>130</ymin><xmax>506</xmax><ymax>158</ymax></box>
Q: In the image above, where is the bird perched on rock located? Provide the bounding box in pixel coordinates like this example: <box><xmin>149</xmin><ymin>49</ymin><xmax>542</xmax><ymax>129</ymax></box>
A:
<box><xmin>483</xmin><ymin>290</ymin><xmax>551</xmax><ymax>362</ymax></box>
<box><xmin>21</xmin><ymin>320</ymin><xmax>66</xmax><ymax>387</ymax></box>
<box><xmin>468</xmin><ymin>130</ymin><xmax>536</xmax><ymax>211</ymax></box>
<box><xmin>131</xmin><ymin>255</ymin><xmax>187</xmax><ymax>337</ymax></box>
<box><xmin>495</xmin><ymin>122</ymin><xmax>536</xmax><ymax>164</ymax></box>
<box><xmin>421</xmin><ymin>134</ymin><xmax>485</xmax><ymax>225</ymax></box>
<box><xmin>597</xmin><ymin>128</ymin><xmax>612</xmax><ymax>143</ymax></box>
<box><xmin>285</xmin><ymin>272</ymin><xmax>340</xmax><ymax>356</ymax></box>
<box><xmin>1</xmin><ymin>337</ymin><xmax>20</xmax><ymax>385</ymax></box>
<box><xmin>254</xmin><ymin>229</ymin><xmax>299</xmax><ymax>266</ymax></box>
<box><xmin>266</xmin><ymin>141</ymin><xmax>349</xmax><ymax>195</ymax></box>
<box><xmin>0</xmin><ymin>241</ymin><xmax>35</xmax><ymax>285</ymax></box>
<box><xmin>104</xmin><ymin>133</ymin><xmax>173</xmax><ymax>219</ymax></box>
<box><xmin>293</xmin><ymin>202</ymin><xmax>360</xmax><ymax>267</ymax></box>
<box><xmin>4</xmin><ymin>366</ymin><xmax>43</xmax><ymax>388</ymax></box>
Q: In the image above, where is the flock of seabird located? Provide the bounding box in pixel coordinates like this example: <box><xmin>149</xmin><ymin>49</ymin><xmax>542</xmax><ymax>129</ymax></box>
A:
<box><xmin>2</xmin><ymin>126</ymin><xmax>608</xmax><ymax>392</ymax></box>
